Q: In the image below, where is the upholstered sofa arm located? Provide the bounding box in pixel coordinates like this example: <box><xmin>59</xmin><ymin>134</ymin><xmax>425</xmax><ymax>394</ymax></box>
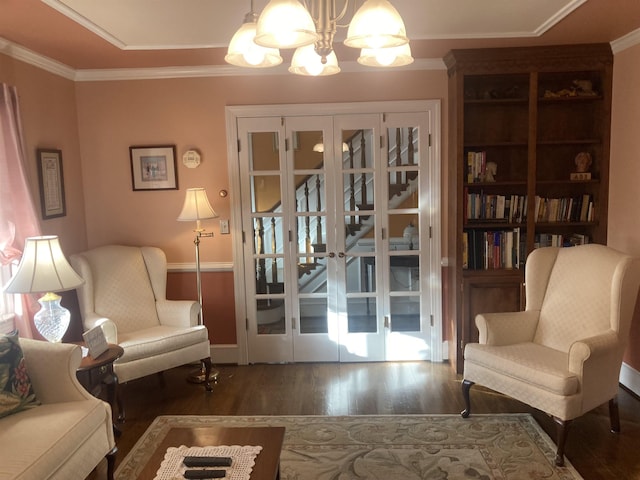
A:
<box><xmin>476</xmin><ymin>310</ymin><xmax>539</xmax><ymax>345</ymax></box>
<box><xmin>156</xmin><ymin>300</ymin><xmax>200</xmax><ymax>327</ymax></box>
<box><xmin>20</xmin><ymin>338</ymin><xmax>94</xmax><ymax>404</ymax></box>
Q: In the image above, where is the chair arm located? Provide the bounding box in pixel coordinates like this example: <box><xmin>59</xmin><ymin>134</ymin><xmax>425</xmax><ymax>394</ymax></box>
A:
<box><xmin>569</xmin><ymin>331</ymin><xmax>623</xmax><ymax>410</ymax></box>
<box><xmin>20</xmin><ymin>339</ymin><xmax>94</xmax><ymax>404</ymax></box>
<box><xmin>156</xmin><ymin>300</ymin><xmax>201</xmax><ymax>327</ymax></box>
<box><xmin>475</xmin><ymin>310</ymin><xmax>539</xmax><ymax>345</ymax></box>
<box><xmin>83</xmin><ymin>313</ymin><xmax>118</xmax><ymax>344</ymax></box>
<box><xmin>568</xmin><ymin>331</ymin><xmax>621</xmax><ymax>375</ymax></box>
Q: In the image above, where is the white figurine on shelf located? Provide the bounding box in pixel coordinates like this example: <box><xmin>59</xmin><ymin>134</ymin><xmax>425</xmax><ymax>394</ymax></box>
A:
<box><xmin>484</xmin><ymin>162</ymin><xmax>497</xmax><ymax>182</ymax></box>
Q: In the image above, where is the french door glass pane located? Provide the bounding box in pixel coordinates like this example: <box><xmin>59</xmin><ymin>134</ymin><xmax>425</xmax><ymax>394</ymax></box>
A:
<box><xmin>389</xmin><ymin>255</ymin><xmax>419</xmax><ymax>292</ymax></box>
<box><xmin>250</xmin><ymin>174</ymin><xmax>281</xmax><ymax>213</ymax></box>
<box><xmin>347</xmin><ymin>297</ymin><xmax>377</xmax><ymax>333</ymax></box>
<box><xmin>388</xmin><ymin>213</ymin><xmax>419</xmax><ymax>251</ymax></box>
<box><xmin>293</xmin><ymin>131</ymin><xmax>324</xmax><ymax>169</ymax></box>
<box><xmin>389</xmin><ymin>296</ymin><xmax>420</xmax><ymax>332</ymax></box>
<box><xmin>298</xmin><ymin>256</ymin><xmax>327</xmax><ymax>293</ymax></box>
<box><xmin>249</xmin><ymin>132</ymin><xmax>280</xmax><ymax>171</ymax></box>
<box><xmin>387</xmin><ymin>127</ymin><xmax>419</xmax><ymax>167</ymax></box>
<box><xmin>346</xmin><ymin>256</ymin><xmax>375</xmax><ymax>293</ymax></box>
<box><xmin>255</xmin><ymin>298</ymin><xmax>285</xmax><ymax>335</ymax></box>
<box><xmin>299</xmin><ymin>297</ymin><xmax>328</xmax><ymax>334</ymax></box>
<box><xmin>253</xmin><ymin>216</ymin><xmax>283</xmax><ymax>255</ymax></box>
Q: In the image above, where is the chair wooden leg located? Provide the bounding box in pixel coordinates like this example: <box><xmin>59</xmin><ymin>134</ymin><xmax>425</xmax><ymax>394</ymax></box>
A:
<box><xmin>553</xmin><ymin>417</ymin><xmax>572</xmax><ymax>466</ymax></box>
<box><xmin>609</xmin><ymin>396</ymin><xmax>621</xmax><ymax>433</ymax></box>
<box><xmin>461</xmin><ymin>379</ymin><xmax>474</xmax><ymax>418</ymax></box>
<box><xmin>116</xmin><ymin>383</ymin><xmax>126</xmax><ymax>423</ymax></box>
<box><xmin>106</xmin><ymin>446</ymin><xmax>117</xmax><ymax>480</ymax></box>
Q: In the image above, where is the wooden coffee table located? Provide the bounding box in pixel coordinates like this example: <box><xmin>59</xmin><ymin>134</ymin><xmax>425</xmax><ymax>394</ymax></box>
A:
<box><xmin>135</xmin><ymin>426</ymin><xmax>285</xmax><ymax>480</ymax></box>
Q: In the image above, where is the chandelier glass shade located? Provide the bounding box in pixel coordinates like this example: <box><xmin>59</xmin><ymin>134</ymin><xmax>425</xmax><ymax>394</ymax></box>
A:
<box><xmin>225</xmin><ymin>12</ymin><xmax>283</xmax><ymax>67</ymax></box>
<box><xmin>357</xmin><ymin>43</ymin><xmax>414</xmax><ymax>67</ymax></box>
<box><xmin>226</xmin><ymin>0</ymin><xmax>412</xmax><ymax>76</ymax></box>
<box><xmin>289</xmin><ymin>44</ymin><xmax>340</xmax><ymax>76</ymax></box>
<box><xmin>255</xmin><ymin>0</ymin><xmax>318</xmax><ymax>49</ymax></box>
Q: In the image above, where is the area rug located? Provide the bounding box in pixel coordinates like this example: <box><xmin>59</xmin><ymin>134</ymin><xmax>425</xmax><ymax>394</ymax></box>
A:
<box><xmin>116</xmin><ymin>414</ymin><xmax>583</xmax><ymax>480</ymax></box>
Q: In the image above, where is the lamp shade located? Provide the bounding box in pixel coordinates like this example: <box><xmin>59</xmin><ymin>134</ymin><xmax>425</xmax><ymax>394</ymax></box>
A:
<box><xmin>289</xmin><ymin>44</ymin><xmax>340</xmax><ymax>76</ymax></box>
<box><xmin>255</xmin><ymin>0</ymin><xmax>318</xmax><ymax>49</ymax></box>
<box><xmin>344</xmin><ymin>0</ymin><xmax>409</xmax><ymax>50</ymax></box>
<box><xmin>4</xmin><ymin>235</ymin><xmax>84</xmax><ymax>294</ymax></box>
<box><xmin>357</xmin><ymin>43</ymin><xmax>414</xmax><ymax>67</ymax></box>
<box><xmin>225</xmin><ymin>16</ymin><xmax>283</xmax><ymax>68</ymax></box>
<box><xmin>177</xmin><ymin>188</ymin><xmax>218</xmax><ymax>222</ymax></box>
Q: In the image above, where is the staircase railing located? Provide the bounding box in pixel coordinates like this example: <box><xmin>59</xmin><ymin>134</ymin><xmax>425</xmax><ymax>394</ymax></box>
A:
<box><xmin>255</xmin><ymin>127</ymin><xmax>418</xmax><ymax>296</ymax></box>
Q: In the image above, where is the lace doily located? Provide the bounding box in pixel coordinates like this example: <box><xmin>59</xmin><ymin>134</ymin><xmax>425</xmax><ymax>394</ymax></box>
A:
<box><xmin>153</xmin><ymin>445</ymin><xmax>263</xmax><ymax>480</ymax></box>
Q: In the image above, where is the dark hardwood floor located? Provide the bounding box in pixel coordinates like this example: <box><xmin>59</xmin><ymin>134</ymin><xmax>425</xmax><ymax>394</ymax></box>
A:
<box><xmin>89</xmin><ymin>361</ymin><xmax>640</xmax><ymax>479</ymax></box>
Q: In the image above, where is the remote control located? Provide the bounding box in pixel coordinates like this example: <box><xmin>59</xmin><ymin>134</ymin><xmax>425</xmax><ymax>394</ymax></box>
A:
<box><xmin>183</xmin><ymin>456</ymin><xmax>233</xmax><ymax>467</ymax></box>
<box><xmin>183</xmin><ymin>469</ymin><xmax>226</xmax><ymax>479</ymax></box>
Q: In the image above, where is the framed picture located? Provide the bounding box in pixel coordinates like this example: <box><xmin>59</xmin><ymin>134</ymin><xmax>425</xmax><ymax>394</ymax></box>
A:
<box><xmin>130</xmin><ymin>145</ymin><xmax>178</xmax><ymax>191</ymax></box>
<box><xmin>36</xmin><ymin>148</ymin><xmax>66</xmax><ymax>219</ymax></box>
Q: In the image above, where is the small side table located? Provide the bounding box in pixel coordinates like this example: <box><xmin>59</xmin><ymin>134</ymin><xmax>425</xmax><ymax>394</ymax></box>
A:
<box><xmin>75</xmin><ymin>343</ymin><xmax>124</xmax><ymax>434</ymax></box>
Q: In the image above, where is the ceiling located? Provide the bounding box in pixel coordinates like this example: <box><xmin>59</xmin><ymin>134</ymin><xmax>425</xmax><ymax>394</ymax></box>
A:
<box><xmin>1</xmin><ymin>0</ymin><xmax>640</xmax><ymax>74</ymax></box>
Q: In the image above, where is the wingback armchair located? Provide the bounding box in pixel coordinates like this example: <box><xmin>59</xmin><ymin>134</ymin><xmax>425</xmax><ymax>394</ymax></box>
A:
<box><xmin>461</xmin><ymin>244</ymin><xmax>640</xmax><ymax>466</ymax></box>
<box><xmin>70</xmin><ymin>245</ymin><xmax>213</xmax><ymax>419</ymax></box>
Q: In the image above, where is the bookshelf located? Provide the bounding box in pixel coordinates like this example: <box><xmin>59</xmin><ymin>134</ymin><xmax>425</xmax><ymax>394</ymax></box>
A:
<box><xmin>445</xmin><ymin>44</ymin><xmax>613</xmax><ymax>373</ymax></box>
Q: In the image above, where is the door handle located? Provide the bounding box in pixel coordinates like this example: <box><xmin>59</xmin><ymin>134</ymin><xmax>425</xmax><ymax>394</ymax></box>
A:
<box><xmin>338</xmin><ymin>252</ymin><xmax>345</xmax><ymax>258</ymax></box>
<box><xmin>328</xmin><ymin>252</ymin><xmax>336</xmax><ymax>258</ymax></box>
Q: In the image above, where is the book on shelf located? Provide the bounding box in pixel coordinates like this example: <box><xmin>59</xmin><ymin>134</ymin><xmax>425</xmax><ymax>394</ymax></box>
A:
<box><xmin>463</xmin><ymin>227</ymin><xmax>523</xmax><ymax>271</ymax></box>
<box><xmin>465</xmin><ymin>192</ymin><xmax>527</xmax><ymax>223</ymax></box>
<box><xmin>534</xmin><ymin>194</ymin><xmax>593</xmax><ymax>223</ymax></box>
<box><xmin>534</xmin><ymin>232</ymin><xmax>590</xmax><ymax>248</ymax></box>
<box><xmin>466</xmin><ymin>151</ymin><xmax>486</xmax><ymax>183</ymax></box>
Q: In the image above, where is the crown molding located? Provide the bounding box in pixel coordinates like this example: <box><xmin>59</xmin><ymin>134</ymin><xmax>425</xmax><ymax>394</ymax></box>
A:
<box><xmin>0</xmin><ymin>36</ymin><xmax>444</xmax><ymax>82</ymax></box>
<box><xmin>0</xmin><ymin>38</ymin><xmax>75</xmax><ymax>80</ymax></box>
<box><xmin>611</xmin><ymin>28</ymin><xmax>640</xmax><ymax>54</ymax></box>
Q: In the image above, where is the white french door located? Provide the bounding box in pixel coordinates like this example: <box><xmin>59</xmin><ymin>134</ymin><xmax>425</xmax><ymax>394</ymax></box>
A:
<box><xmin>228</xmin><ymin>102</ymin><xmax>442</xmax><ymax>364</ymax></box>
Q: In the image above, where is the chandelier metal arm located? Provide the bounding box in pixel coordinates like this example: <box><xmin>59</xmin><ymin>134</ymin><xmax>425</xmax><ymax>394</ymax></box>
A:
<box><xmin>309</xmin><ymin>0</ymin><xmax>350</xmax><ymax>64</ymax></box>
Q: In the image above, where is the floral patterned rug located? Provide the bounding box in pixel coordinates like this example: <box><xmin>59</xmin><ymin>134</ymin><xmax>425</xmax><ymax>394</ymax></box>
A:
<box><xmin>116</xmin><ymin>414</ymin><xmax>583</xmax><ymax>480</ymax></box>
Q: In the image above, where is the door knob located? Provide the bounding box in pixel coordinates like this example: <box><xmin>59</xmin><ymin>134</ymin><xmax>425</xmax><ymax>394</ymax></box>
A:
<box><xmin>328</xmin><ymin>252</ymin><xmax>336</xmax><ymax>258</ymax></box>
<box><xmin>338</xmin><ymin>252</ymin><xmax>345</xmax><ymax>258</ymax></box>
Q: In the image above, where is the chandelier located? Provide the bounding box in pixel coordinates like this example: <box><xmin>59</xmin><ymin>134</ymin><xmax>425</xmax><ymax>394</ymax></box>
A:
<box><xmin>225</xmin><ymin>0</ymin><xmax>413</xmax><ymax>76</ymax></box>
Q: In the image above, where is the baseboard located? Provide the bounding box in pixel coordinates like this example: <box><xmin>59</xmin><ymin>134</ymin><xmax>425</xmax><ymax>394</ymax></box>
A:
<box><xmin>210</xmin><ymin>344</ymin><xmax>239</xmax><ymax>365</ymax></box>
<box><xmin>620</xmin><ymin>362</ymin><xmax>640</xmax><ymax>397</ymax></box>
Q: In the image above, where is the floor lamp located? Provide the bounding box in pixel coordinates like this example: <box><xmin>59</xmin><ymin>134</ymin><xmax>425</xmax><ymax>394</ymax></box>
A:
<box><xmin>177</xmin><ymin>187</ymin><xmax>219</xmax><ymax>384</ymax></box>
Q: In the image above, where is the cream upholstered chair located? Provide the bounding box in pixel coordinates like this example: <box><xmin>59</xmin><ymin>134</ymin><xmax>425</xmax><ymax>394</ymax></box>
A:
<box><xmin>461</xmin><ymin>244</ymin><xmax>640</xmax><ymax>466</ymax></box>
<box><xmin>70</xmin><ymin>245</ymin><xmax>213</xmax><ymax>419</ymax></box>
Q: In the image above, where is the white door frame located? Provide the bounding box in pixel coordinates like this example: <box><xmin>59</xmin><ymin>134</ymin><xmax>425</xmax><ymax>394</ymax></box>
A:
<box><xmin>225</xmin><ymin>100</ymin><xmax>442</xmax><ymax>365</ymax></box>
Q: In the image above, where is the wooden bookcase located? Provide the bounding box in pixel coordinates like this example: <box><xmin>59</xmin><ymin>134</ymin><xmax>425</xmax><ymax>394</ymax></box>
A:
<box><xmin>445</xmin><ymin>44</ymin><xmax>613</xmax><ymax>373</ymax></box>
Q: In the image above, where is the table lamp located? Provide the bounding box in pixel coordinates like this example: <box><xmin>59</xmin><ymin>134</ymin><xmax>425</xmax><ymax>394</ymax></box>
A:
<box><xmin>4</xmin><ymin>235</ymin><xmax>84</xmax><ymax>342</ymax></box>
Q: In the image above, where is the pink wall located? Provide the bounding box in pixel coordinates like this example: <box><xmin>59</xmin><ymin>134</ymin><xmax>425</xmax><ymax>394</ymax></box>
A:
<box><xmin>0</xmin><ymin>55</ymin><xmax>87</xmax><ymax>254</ymax></box>
<box><xmin>609</xmin><ymin>43</ymin><xmax>640</xmax><ymax>369</ymax></box>
<box><xmin>74</xmin><ymin>72</ymin><xmax>448</xmax><ymax>263</ymax></box>
<box><xmin>72</xmin><ymin>71</ymin><xmax>448</xmax><ymax>346</ymax></box>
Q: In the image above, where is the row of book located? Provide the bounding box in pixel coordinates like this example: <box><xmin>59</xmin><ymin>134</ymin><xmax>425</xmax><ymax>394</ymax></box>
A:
<box><xmin>463</xmin><ymin>228</ymin><xmax>524</xmax><ymax>270</ymax></box>
<box><xmin>466</xmin><ymin>151</ymin><xmax>487</xmax><ymax>183</ymax></box>
<box><xmin>465</xmin><ymin>192</ymin><xmax>527</xmax><ymax>224</ymax></box>
<box><xmin>534</xmin><ymin>195</ymin><xmax>594</xmax><ymax>223</ymax></box>
<box><xmin>534</xmin><ymin>233</ymin><xmax>589</xmax><ymax>248</ymax></box>
<box><xmin>463</xmin><ymin>228</ymin><xmax>592</xmax><ymax>270</ymax></box>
